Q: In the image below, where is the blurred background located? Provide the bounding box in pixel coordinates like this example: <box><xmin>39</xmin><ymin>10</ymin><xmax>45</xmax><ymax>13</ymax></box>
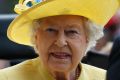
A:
<box><xmin>0</xmin><ymin>0</ymin><xmax>38</xmax><ymax>69</ymax></box>
<box><xmin>0</xmin><ymin>0</ymin><xmax>17</xmax><ymax>14</ymax></box>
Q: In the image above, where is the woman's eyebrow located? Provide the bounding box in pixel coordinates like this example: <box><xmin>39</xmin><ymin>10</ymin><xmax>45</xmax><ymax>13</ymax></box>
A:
<box><xmin>66</xmin><ymin>24</ymin><xmax>82</xmax><ymax>30</ymax></box>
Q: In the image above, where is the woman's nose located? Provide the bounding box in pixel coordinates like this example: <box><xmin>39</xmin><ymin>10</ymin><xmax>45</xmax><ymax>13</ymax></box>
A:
<box><xmin>54</xmin><ymin>33</ymin><xmax>67</xmax><ymax>47</ymax></box>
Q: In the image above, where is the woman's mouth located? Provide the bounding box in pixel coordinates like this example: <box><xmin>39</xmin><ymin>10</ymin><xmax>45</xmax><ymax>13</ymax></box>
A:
<box><xmin>50</xmin><ymin>52</ymin><xmax>71</xmax><ymax>59</ymax></box>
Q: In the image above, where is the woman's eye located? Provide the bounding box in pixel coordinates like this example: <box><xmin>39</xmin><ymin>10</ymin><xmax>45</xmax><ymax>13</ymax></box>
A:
<box><xmin>67</xmin><ymin>30</ymin><xmax>79</xmax><ymax>35</ymax></box>
<box><xmin>65</xmin><ymin>30</ymin><xmax>80</xmax><ymax>38</ymax></box>
<box><xmin>69</xmin><ymin>30</ymin><xmax>78</xmax><ymax>34</ymax></box>
<box><xmin>46</xmin><ymin>28</ymin><xmax>56</xmax><ymax>32</ymax></box>
<box><xmin>45</xmin><ymin>28</ymin><xmax>57</xmax><ymax>35</ymax></box>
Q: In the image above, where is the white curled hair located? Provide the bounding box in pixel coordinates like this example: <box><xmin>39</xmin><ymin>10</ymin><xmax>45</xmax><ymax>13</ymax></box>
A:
<box><xmin>31</xmin><ymin>17</ymin><xmax>104</xmax><ymax>54</ymax></box>
<box><xmin>84</xmin><ymin>20</ymin><xmax>103</xmax><ymax>53</ymax></box>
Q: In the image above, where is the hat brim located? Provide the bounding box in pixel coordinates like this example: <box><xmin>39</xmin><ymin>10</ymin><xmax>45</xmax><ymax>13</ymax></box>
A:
<box><xmin>7</xmin><ymin>0</ymin><xmax>119</xmax><ymax>46</ymax></box>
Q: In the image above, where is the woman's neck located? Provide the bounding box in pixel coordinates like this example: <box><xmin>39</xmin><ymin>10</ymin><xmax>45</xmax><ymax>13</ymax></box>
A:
<box><xmin>54</xmin><ymin>71</ymin><xmax>76</xmax><ymax>80</ymax></box>
<box><xmin>55</xmin><ymin>72</ymin><xmax>69</xmax><ymax>80</ymax></box>
<box><xmin>50</xmin><ymin>65</ymin><xmax>81</xmax><ymax>80</ymax></box>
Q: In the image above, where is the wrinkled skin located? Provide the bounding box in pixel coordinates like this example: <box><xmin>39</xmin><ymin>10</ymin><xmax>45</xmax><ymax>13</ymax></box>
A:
<box><xmin>34</xmin><ymin>15</ymin><xmax>88</xmax><ymax>80</ymax></box>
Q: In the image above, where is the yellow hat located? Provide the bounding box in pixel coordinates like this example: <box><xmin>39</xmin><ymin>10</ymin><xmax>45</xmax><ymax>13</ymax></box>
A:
<box><xmin>7</xmin><ymin>0</ymin><xmax>119</xmax><ymax>46</ymax></box>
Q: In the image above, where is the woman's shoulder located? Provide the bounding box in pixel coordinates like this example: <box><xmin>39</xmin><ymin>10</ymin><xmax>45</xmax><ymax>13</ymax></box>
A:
<box><xmin>0</xmin><ymin>70</ymin><xmax>7</xmax><ymax>80</ymax></box>
<box><xmin>82</xmin><ymin>63</ymin><xmax>106</xmax><ymax>72</ymax></box>
<box><xmin>0</xmin><ymin>58</ymin><xmax>37</xmax><ymax>80</ymax></box>
<box><xmin>80</xmin><ymin>63</ymin><xmax>106</xmax><ymax>80</ymax></box>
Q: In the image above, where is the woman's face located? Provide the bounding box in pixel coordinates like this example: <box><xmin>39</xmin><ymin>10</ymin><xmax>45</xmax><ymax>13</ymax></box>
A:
<box><xmin>35</xmin><ymin>15</ymin><xmax>88</xmax><ymax>72</ymax></box>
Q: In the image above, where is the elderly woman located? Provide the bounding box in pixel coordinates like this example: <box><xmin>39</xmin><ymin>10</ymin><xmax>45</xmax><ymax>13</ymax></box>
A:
<box><xmin>0</xmin><ymin>0</ymin><xmax>119</xmax><ymax>80</ymax></box>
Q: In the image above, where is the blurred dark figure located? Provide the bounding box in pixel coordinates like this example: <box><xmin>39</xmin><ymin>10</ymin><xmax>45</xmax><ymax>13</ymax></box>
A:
<box><xmin>107</xmin><ymin>9</ymin><xmax>120</xmax><ymax>80</ymax></box>
<box><xmin>107</xmin><ymin>35</ymin><xmax>120</xmax><ymax>80</ymax></box>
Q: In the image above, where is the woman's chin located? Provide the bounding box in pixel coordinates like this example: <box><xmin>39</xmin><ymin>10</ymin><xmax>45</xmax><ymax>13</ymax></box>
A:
<box><xmin>49</xmin><ymin>64</ymin><xmax>71</xmax><ymax>72</ymax></box>
<box><xmin>48</xmin><ymin>55</ymin><xmax>72</xmax><ymax>72</ymax></box>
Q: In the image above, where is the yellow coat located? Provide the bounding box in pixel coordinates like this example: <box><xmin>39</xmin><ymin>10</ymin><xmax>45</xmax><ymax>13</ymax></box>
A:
<box><xmin>0</xmin><ymin>58</ymin><xmax>106</xmax><ymax>80</ymax></box>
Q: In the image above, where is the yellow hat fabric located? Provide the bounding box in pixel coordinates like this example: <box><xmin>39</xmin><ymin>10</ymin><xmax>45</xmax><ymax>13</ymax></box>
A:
<box><xmin>7</xmin><ymin>0</ymin><xmax>119</xmax><ymax>46</ymax></box>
